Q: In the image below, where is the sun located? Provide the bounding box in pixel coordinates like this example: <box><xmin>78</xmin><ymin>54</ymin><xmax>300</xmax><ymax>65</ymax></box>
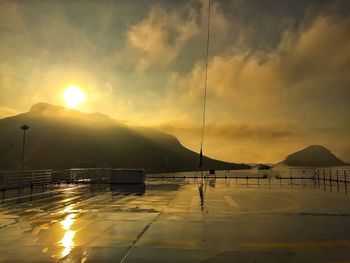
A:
<box><xmin>63</xmin><ymin>86</ymin><xmax>86</xmax><ymax>109</ymax></box>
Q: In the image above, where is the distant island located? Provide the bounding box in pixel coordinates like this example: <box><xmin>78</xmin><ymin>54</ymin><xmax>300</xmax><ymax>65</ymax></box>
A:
<box><xmin>276</xmin><ymin>145</ymin><xmax>348</xmax><ymax>167</ymax></box>
<box><xmin>0</xmin><ymin>102</ymin><xmax>250</xmax><ymax>172</ymax></box>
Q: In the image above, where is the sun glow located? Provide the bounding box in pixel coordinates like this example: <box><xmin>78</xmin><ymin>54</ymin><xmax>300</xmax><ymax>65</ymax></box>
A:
<box><xmin>63</xmin><ymin>86</ymin><xmax>86</xmax><ymax>108</ymax></box>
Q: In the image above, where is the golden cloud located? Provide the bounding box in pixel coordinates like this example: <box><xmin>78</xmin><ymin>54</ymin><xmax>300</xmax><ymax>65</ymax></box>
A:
<box><xmin>125</xmin><ymin>6</ymin><xmax>199</xmax><ymax>70</ymax></box>
<box><xmin>156</xmin><ymin>13</ymin><xmax>350</xmax><ymax>163</ymax></box>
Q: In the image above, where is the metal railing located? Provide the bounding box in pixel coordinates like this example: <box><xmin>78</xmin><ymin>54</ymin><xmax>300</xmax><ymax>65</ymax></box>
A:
<box><xmin>52</xmin><ymin>168</ymin><xmax>112</xmax><ymax>184</ymax></box>
<box><xmin>0</xmin><ymin>167</ymin><xmax>349</xmax><ymax>192</ymax></box>
<box><xmin>148</xmin><ymin>169</ymin><xmax>272</xmax><ymax>179</ymax></box>
<box><xmin>0</xmin><ymin>169</ymin><xmax>53</xmax><ymax>190</ymax></box>
<box><xmin>275</xmin><ymin>168</ymin><xmax>349</xmax><ymax>183</ymax></box>
<box><xmin>0</xmin><ymin>168</ymin><xmax>113</xmax><ymax>190</ymax></box>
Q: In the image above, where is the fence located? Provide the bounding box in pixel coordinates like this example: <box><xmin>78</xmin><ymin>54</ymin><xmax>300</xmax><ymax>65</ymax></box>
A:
<box><xmin>0</xmin><ymin>168</ymin><xmax>112</xmax><ymax>191</ymax></box>
<box><xmin>0</xmin><ymin>169</ymin><xmax>52</xmax><ymax>190</ymax></box>
<box><xmin>0</xmin><ymin>167</ymin><xmax>349</xmax><ymax>192</ymax></box>
<box><xmin>275</xmin><ymin>168</ymin><xmax>349</xmax><ymax>183</ymax></box>
<box><xmin>148</xmin><ymin>169</ymin><xmax>272</xmax><ymax>179</ymax></box>
<box><xmin>148</xmin><ymin>168</ymin><xmax>349</xmax><ymax>192</ymax></box>
<box><xmin>52</xmin><ymin>168</ymin><xmax>111</xmax><ymax>184</ymax></box>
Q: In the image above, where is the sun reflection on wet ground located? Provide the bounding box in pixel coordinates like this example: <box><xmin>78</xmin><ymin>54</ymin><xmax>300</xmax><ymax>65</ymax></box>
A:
<box><xmin>59</xmin><ymin>212</ymin><xmax>76</xmax><ymax>258</ymax></box>
<box><xmin>0</xmin><ymin>178</ymin><xmax>349</xmax><ymax>262</ymax></box>
<box><xmin>60</xmin><ymin>230</ymin><xmax>76</xmax><ymax>258</ymax></box>
<box><xmin>61</xmin><ymin>213</ymin><xmax>75</xmax><ymax>231</ymax></box>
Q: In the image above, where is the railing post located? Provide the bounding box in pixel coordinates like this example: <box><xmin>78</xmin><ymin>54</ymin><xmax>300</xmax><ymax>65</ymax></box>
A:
<box><xmin>31</xmin><ymin>170</ymin><xmax>34</xmax><ymax>188</ymax></box>
<box><xmin>345</xmin><ymin>170</ymin><xmax>348</xmax><ymax>194</ymax></box>
<box><xmin>50</xmin><ymin>170</ymin><xmax>53</xmax><ymax>189</ymax></box>
<box><xmin>317</xmin><ymin>169</ymin><xmax>320</xmax><ymax>188</ymax></box>
<box><xmin>323</xmin><ymin>169</ymin><xmax>326</xmax><ymax>189</ymax></box>
<box><xmin>336</xmin><ymin>170</ymin><xmax>339</xmax><ymax>192</ymax></box>
<box><xmin>329</xmin><ymin>170</ymin><xmax>332</xmax><ymax>191</ymax></box>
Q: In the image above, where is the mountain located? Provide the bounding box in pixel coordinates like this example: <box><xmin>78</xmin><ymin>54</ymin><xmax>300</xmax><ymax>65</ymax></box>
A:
<box><xmin>277</xmin><ymin>145</ymin><xmax>347</xmax><ymax>167</ymax></box>
<box><xmin>0</xmin><ymin>103</ymin><xmax>249</xmax><ymax>172</ymax></box>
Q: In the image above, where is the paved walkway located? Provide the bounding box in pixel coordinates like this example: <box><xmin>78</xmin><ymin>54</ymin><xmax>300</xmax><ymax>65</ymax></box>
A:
<box><xmin>0</xmin><ymin>177</ymin><xmax>349</xmax><ymax>262</ymax></box>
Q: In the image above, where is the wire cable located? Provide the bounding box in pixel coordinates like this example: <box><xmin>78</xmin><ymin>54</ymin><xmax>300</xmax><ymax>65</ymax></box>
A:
<box><xmin>199</xmin><ymin>0</ymin><xmax>211</xmax><ymax>168</ymax></box>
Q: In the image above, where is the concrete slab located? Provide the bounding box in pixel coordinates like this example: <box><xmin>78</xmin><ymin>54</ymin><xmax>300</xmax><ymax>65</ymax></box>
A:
<box><xmin>0</xmin><ymin>177</ymin><xmax>349</xmax><ymax>262</ymax></box>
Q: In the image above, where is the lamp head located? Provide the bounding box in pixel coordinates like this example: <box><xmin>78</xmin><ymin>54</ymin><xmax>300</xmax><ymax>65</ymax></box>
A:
<box><xmin>20</xmin><ymin>125</ymin><xmax>29</xmax><ymax>130</ymax></box>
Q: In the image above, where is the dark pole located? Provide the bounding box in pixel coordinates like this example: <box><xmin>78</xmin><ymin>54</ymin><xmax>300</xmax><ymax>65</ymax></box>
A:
<box><xmin>20</xmin><ymin>124</ymin><xmax>29</xmax><ymax>170</ymax></box>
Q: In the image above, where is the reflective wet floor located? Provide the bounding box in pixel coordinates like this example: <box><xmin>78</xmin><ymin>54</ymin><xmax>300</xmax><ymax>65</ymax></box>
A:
<box><xmin>0</xmin><ymin>176</ymin><xmax>350</xmax><ymax>262</ymax></box>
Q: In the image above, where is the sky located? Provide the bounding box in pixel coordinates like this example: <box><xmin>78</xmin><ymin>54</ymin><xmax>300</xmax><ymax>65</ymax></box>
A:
<box><xmin>0</xmin><ymin>0</ymin><xmax>350</xmax><ymax>164</ymax></box>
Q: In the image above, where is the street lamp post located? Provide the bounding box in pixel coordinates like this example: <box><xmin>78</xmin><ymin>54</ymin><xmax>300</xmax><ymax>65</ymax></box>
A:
<box><xmin>20</xmin><ymin>124</ymin><xmax>29</xmax><ymax>170</ymax></box>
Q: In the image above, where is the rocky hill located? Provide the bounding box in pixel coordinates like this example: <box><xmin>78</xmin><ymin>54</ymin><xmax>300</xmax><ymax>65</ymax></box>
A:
<box><xmin>277</xmin><ymin>145</ymin><xmax>347</xmax><ymax>167</ymax></box>
<box><xmin>0</xmin><ymin>103</ymin><xmax>249</xmax><ymax>172</ymax></box>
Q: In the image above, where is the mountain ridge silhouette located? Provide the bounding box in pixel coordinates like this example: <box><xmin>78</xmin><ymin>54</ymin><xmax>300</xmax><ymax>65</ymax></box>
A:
<box><xmin>277</xmin><ymin>145</ymin><xmax>347</xmax><ymax>167</ymax></box>
<box><xmin>0</xmin><ymin>102</ymin><xmax>250</xmax><ymax>172</ymax></box>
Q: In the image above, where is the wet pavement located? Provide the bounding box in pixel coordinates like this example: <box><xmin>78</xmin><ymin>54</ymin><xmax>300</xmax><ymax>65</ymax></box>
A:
<box><xmin>0</xmin><ymin>176</ymin><xmax>350</xmax><ymax>262</ymax></box>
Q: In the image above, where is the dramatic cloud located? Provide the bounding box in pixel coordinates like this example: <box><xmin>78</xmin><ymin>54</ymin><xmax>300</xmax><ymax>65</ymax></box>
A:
<box><xmin>1</xmin><ymin>0</ymin><xmax>349</xmax><ymax>163</ymax></box>
<box><xmin>156</xmin><ymin>13</ymin><xmax>350</xmax><ymax>163</ymax></box>
<box><xmin>124</xmin><ymin>5</ymin><xmax>199</xmax><ymax>70</ymax></box>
